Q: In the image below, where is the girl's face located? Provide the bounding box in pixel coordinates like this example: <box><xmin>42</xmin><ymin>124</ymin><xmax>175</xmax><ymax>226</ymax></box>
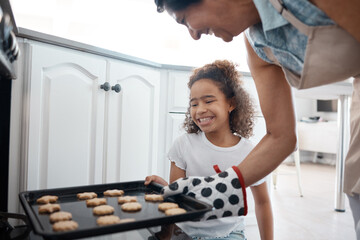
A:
<box><xmin>190</xmin><ymin>78</ymin><xmax>234</xmax><ymax>135</ymax></box>
<box><xmin>165</xmin><ymin>0</ymin><xmax>257</xmax><ymax>42</ymax></box>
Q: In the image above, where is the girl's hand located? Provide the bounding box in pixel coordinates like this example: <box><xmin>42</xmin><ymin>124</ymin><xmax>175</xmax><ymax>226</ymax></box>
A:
<box><xmin>144</xmin><ymin>175</ymin><xmax>169</xmax><ymax>186</ymax></box>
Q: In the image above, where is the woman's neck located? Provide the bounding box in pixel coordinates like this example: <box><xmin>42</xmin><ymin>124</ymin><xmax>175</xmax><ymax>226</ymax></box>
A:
<box><xmin>231</xmin><ymin>0</ymin><xmax>261</xmax><ymax>35</ymax></box>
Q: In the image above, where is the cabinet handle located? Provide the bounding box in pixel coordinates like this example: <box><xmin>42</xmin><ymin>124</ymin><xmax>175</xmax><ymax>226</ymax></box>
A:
<box><xmin>100</xmin><ymin>82</ymin><xmax>110</xmax><ymax>91</ymax></box>
<box><xmin>111</xmin><ymin>84</ymin><xmax>121</xmax><ymax>93</ymax></box>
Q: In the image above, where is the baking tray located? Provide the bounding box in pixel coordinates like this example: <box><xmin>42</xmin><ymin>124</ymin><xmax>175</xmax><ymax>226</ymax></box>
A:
<box><xmin>19</xmin><ymin>181</ymin><xmax>212</xmax><ymax>240</ymax></box>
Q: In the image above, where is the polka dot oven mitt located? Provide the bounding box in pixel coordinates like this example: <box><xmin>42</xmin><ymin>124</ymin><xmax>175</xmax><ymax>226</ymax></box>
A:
<box><xmin>162</xmin><ymin>166</ymin><xmax>248</xmax><ymax>221</ymax></box>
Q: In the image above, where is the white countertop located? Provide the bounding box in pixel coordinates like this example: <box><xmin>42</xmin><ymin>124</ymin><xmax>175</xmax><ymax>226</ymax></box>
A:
<box><xmin>293</xmin><ymin>79</ymin><xmax>354</xmax><ymax>100</ymax></box>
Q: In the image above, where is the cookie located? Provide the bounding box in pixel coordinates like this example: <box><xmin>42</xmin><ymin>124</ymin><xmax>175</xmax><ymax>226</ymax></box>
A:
<box><xmin>165</xmin><ymin>208</ymin><xmax>187</xmax><ymax>216</ymax></box>
<box><xmin>86</xmin><ymin>198</ymin><xmax>107</xmax><ymax>207</ymax></box>
<box><xmin>52</xmin><ymin>220</ymin><xmax>79</xmax><ymax>232</ymax></box>
<box><xmin>119</xmin><ymin>218</ymin><xmax>136</xmax><ymax>224</ymax></box>
<box><xmin>103</xmin><ymin>189</ymin><xmax>124</xmax><ymax>197</ymax></box>
<box><xmin>118</xmin><ymin>196</ymin><xmax>137</xmax><ymax>204</ymax></box>
<box><xmin>38</xmin><ymin>203</ymin><xmax>61</xmax><ymax>214</ymax></box>
<box><xmin>93</xmin><ymin>205</ymin><xmax>115</xmax><ymax>215</ymax></box>
<box><xmin>121</xmin><ymin>202</ymin><xmax>142</xmax><ymax>212</ymax></box>
<box><xmin>144</xmin><ymin>194</ymin><xmax>164</xmax><ymax>202</ymax></box>
<box><xmin>49</xmin><ymin>211</ymin><xmax>72</xmax><ymax>223</ymax></box>
<box><xmin>36</xmin><ymin>195</ymin><xmax>58</xmax><ymax>204</ymax></box>
<box><xmin>77</xmin><ymin>192</ymin><xmax>97</xmax><ymax>200</ymax></box>
<box><xmin>158</xmin><ymin>202</ymin><xmax>179</xmax><ymax>212</ymax></box>
<box><xmin>96</xmin><ymin>215</ymin><xmax>121</xmax><ymax>226</ymax></box>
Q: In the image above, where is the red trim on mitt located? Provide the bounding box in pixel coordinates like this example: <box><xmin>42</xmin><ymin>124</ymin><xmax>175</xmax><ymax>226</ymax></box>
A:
<box><xmin>213</xmin><ymin>165</ymin><xmax>221</xmax><ymax>173</ymax></box>
<box><xmin>232</xmin><ymin>166</ymin><xmax>248</xmax><ymax>216</ymax></box>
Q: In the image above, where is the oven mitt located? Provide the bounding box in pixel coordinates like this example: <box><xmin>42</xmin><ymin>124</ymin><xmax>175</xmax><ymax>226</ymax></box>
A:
<box><xmin>162</xmin><ymin>166</ymin><xmax>248</xmax><ymax>221</ymax></box>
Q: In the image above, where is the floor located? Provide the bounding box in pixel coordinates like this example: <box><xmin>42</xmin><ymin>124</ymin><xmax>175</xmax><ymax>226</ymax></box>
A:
<box><xmin>246</xmin><ymin>163</ymin><xmax>356</xmax><ymax>240</ymax></box>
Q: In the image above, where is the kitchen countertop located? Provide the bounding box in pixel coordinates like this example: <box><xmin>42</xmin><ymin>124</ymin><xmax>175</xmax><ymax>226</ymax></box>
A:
<box><xmin>16</xmin><ymin>27</ymin><xmax>194</xmax><ymax>73</ymax></box>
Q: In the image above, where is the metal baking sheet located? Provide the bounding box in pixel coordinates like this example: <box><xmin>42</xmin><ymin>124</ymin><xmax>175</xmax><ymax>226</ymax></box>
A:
<box><xmin>19</xmin><ymin>181</ymin><xmax>212</xmax><ymax>240</ymax></box>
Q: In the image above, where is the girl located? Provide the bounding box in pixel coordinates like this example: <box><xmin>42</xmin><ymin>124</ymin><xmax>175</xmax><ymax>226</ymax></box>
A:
<box><xmin>145</xmin><ymin>60</ymin><xmax>273</xmax><ymax>240</ymax></box>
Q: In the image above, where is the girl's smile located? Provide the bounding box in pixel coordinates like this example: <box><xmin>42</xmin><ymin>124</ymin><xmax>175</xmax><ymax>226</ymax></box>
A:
<box><xmin>197</xmin><ymin>116</ymin><xmax>215</xmax><ymax>127</ymax></box>
<box><xmin>190</xmin><ymin>78</ymin><xmax>234</xmax><ymax>135</ymax></box>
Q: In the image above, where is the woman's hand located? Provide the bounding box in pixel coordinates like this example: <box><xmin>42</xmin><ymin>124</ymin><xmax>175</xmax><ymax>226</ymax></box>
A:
<box><xmin>144</xmin><ymin>175</ymin><xmax>169</xmax><ymax>186</ymax></box>
<box><xmin>162</xmin><ymin>166</ymin><xmax>247</xmax><ymax>221</ymax></box>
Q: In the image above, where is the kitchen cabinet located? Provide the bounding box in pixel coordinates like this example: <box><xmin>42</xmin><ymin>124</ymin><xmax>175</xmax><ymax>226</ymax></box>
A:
<box><xmin>12</xmin><ymin>40</ymin><xmax>161</xmax><ymax>192</ymax></box>
<box><xmin>106</xmin><ymin>60</ymin><xmax>160</xmax><ymax>183</ymax></box>
<box><xmin>25</xmin><ymin>42</ymin><xmax>107</xmax><ymax>190</ymax></box>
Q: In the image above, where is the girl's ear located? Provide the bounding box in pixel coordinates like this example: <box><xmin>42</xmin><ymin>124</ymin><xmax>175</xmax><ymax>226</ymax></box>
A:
<box><xmin>228</xmin><ymin>97</ymin><xmax>236</xmax><ymax>113</ymax></box>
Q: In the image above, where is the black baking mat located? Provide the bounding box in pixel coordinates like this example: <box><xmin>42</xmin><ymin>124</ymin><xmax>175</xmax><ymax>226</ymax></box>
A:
<box><xmin>19</xmin><ymin>181</ymin><xmax>212</xmax><ymax>240</ymax></box>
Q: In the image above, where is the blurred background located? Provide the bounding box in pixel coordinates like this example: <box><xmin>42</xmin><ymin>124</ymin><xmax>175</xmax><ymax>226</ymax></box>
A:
<box><xmin>10</xmin><ymin>0</ymin><xmax>249</xmax><ymax>70</ymax></box>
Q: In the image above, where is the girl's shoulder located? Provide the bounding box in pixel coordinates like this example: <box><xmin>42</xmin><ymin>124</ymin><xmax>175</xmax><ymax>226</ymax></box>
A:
<box><xmin>172</xmin><ymin>132</ymin><xmax>202</xmax><ymax>149</ymax></box>
<box><xmin>239</xmin><ymin>137</ymin><xmax>256</xmax><ymax>151</ymax></box>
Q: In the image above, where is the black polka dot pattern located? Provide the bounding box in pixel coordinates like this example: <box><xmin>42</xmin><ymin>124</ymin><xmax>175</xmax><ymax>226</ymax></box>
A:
<box><xmin>216</xmin><ymin>183</ymin><xmax>227</xmax><ymax>193</ymax></box>
<box><xmin>169</xmin><ymin>182</ymin><xmax>179</xmax><ymax>191</ymax></box>
<box><xmin>187</xmin><ymin>192</ymin><xmax>196</xmax><ymax>198</ymax></box>
<box><xmin>229</xmin><ymin>195</ymin><xmax>239</xmax><ymax>205</ymax></box>
<box><xmin>231</xmin><ymin>178</ymin><xmax>241</xmax><ymax>189</ymax></box>
<box><xmin>161</xmin><ymin>166</ymin><xmax>246</xmax><ymax>221</ymax></box>
<box><xmin>213</xmin><ymin>199</ymin><xmax>224</xmax><ymax>209</ymax></box>
<box><xmin>223</xmin><ymin>211</ymin><xmax>232</xmax><ymax>217</ymax></box>
<box><xmin>207</xmin><ymin>215</ymin><xmax>217</xmax><ymax>220</ymax></box>
<box><xmin>238</xmin><ymin>208</ymin><xmax>245</xmax><ymax>216</ymax></box>
<box><xmin>192</xmin><ymin>178</ymin><xmax>201</xmax><ymax>186</ymax></box>
<box><xmin>204</xmin><ymin>176</ymin><xmax>215</xmax><ymax>182</ymax></box>
<box><xmin>201</xmin><ymin>188</ymin><xmax>212</xmax><ymax>197</ymax></box>
<box><xmin>218</xmin><ymin>171</ymin><xmax>229</xmax><ymax>178</ymax></box>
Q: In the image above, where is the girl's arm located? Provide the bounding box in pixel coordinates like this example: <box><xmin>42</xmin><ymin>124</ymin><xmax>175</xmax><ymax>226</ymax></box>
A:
<box><xmin>145</xmin><ymin>162</ymin><xmax>186</xmax><ymax>186</ymax></box>
<box><xmin>238</xmin><ymin>37</ymin><xmax>297</xmax><ymax>187</ymax></box>
<box><xmin>169</xmin><ymin>162</ymin><xmax>186</xmax><ymax>183</ymax></box>
<box><xmin>250</xmin><ymin>182</ymin><xmax>273</xmax><ymax>240</ymax></box>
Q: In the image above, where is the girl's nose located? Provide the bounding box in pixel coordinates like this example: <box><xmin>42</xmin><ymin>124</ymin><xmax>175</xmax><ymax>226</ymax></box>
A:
<box><xmin>197</xmin><ymin>103</ymin><xmax>207</xmax><ymax>113</ymax></box>
<box><xmin>188</xmin><ymin>28</ymin><xmax>201</xmax><ymax>40</ymax></box>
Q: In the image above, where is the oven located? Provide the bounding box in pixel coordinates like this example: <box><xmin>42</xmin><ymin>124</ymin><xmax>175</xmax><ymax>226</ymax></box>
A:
<box><xmin>0</xmin><ymin>0</ymin><xmax>19</xmax><ymax>213</ymax></box>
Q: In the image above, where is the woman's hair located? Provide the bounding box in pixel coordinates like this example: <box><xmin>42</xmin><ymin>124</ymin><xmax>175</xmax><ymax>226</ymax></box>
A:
<box><xmin>183</xmin><ymin>60</ymin><xmax>255</xmax><ymax>138</ymax></box>
<box><xmin>154</xmin><ymin>0</ymin><xmax>201</xmax><ymax>13</ymax></box>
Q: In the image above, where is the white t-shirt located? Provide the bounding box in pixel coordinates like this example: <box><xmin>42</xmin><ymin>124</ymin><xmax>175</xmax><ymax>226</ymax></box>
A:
<box><xmin>167</xmin><ymin>132</ymin><xmax>265</xmax><ymax>238</ymax></box>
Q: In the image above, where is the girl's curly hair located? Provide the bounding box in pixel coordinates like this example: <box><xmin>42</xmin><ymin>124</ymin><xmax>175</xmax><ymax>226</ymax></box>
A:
<box><xmin>183</xmin><ymin>60</ymin><xmax>255</xmax><ymax>139</ymax></box>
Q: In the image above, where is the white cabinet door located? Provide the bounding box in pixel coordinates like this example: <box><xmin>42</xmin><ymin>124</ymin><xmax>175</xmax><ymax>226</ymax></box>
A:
<box><xmin>26</xmin><ymin>43</ymin><xmax>107</xmax><ymax>190</ymax></box>
<box><xmin>163</xmin><ymin>113</ymin><xmax>186</xmax><ymax>179</ymax></box>
<box><xmin>167</xmin><ymin>71</ymin><xmax>191</xmax><ymax>112</ymax></box>
<box><xmin>106</xmin><ymin>60</ymin><xmax>160</xmax><ymax>182</ymax></box>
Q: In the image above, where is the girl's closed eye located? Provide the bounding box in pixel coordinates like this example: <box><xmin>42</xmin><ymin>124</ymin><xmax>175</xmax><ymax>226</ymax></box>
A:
<box><xmin>190</xmin><ymin>101</ymin><xmax>198</xmax><ymax>107</ymax></box>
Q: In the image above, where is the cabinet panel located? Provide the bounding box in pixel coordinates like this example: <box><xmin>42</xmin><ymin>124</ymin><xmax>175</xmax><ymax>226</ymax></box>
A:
<box><xmin>167</xmin><ymin>71</ymin><xmax>191</xmax><ymax>112</ymax></box>
<box><xmin>107</xmin><ymin>61</ymin><xmax>160</xmax><ymax>182</ymax></box>
<box><xmin>27</xmin><ymin>43</ymin><xmax>107</xmax><ymax>190</ymax></box>
<box><xmin>164</xmin><ymin>113</ymin><xmax>186</xmax><ymax>179</ymax></box>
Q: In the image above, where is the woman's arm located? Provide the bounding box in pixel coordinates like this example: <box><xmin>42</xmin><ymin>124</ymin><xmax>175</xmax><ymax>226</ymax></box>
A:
<box><xmin>237</xmin><ymin>37</ymin><xmax>297</xmax><ymax>187</ymax></box>
<box><xmin>251</xmin><ymin>182</ymin><xmax>273</xmax><ymax>240</ymax></box>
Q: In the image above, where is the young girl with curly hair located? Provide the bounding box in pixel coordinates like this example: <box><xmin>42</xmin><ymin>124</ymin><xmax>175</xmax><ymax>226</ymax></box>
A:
<box><xmin>145</xmin><ymin>60</ymin><xmax>273</xmax><ymax>240</ymax></box>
